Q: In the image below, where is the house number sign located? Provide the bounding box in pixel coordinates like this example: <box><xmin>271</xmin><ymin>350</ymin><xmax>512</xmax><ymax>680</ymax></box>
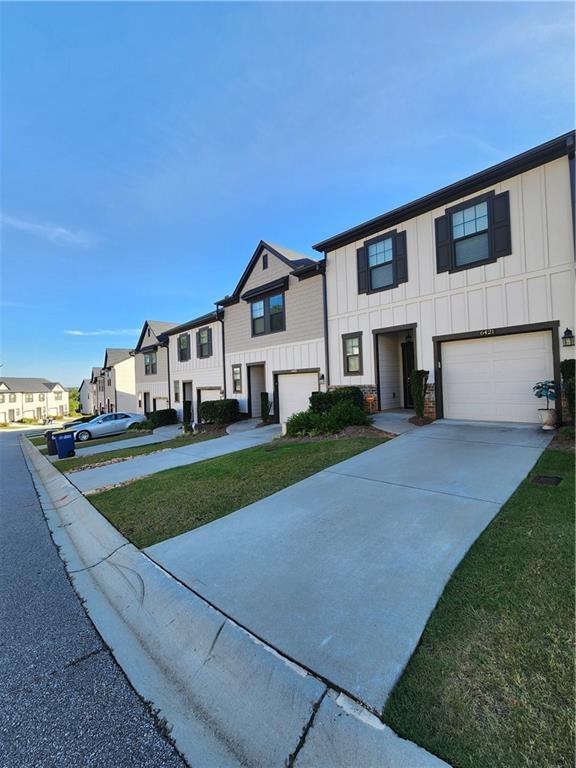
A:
<box><xmin>479</xmin><ymin>329</ymin><xmax>495</xmax><ymax>336</ymax></box>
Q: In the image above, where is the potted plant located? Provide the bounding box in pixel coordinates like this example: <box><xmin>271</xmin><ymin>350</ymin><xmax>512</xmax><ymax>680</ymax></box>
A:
<box><xmin>533</xmin><ymin>380</ymin><xmax>557</xmax><ymax>430</ymax></box>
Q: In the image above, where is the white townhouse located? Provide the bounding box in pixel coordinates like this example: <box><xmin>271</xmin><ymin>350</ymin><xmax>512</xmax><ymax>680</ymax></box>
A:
<box><xmin>91</xmin><ymin>367</ymin><xmax>106</xmax><ymax>414</ymax></box>
<box><xmin>134</xmin><ymin>320</ymin><xmax>176</xmax><ymax>414</ymax></box>
<box><xmin>217</xmin><ymin>241</ymin><xmax>327</xmax><ymax>428</ymax></box>
<box><xmin>165</xmin><ymin>311</ymin><xmax>224</xmax><ymax>422</ymax></box>
<box><xmin>0</xmin><ymin>378</ymin><xmax>69</xmax><ymax>423</ymax></box>
<box><xmin>78</xmin><ymin>378</ymin><xmax>96</xmax><ymax>415</ymax></box>
<box><xmin>100</xmin><ymin>348</ymin><xmax>137</xmax><ymax>413</ymax></box>
<box><xmin>313</xmin><ymin>132</ymin><xmax>575</xmax><ymax>424</ymax></box>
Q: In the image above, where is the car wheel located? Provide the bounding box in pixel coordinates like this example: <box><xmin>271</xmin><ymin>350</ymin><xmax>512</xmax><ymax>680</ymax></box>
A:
<box><xmin>76</xmin><ymin>430</ymin><xmax>91</xmax><ymax>442</ymax></box>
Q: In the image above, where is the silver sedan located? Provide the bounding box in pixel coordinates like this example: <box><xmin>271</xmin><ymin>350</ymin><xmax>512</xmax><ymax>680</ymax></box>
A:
<box><xmin>67</xmin><ymin>412</ymin><xmax>146</xmax><ymax>442</ymax></box>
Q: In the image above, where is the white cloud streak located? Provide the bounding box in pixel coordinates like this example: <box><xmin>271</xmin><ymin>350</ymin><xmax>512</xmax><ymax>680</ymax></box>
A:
<box><xmin>1</xmin><ymin>214</ymin><xmax>96</xmax><ymax>248</ymax></box>
<box><xmin>65</xmin><ymin>329</ymin><xmax>140</xmax><ymax>337</ymax></box>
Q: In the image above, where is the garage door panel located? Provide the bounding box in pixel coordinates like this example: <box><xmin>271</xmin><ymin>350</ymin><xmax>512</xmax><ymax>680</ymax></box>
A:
<box><xmin>199</xmin><ymin>389</ymin><xmax>220</xmax><ymax>402</ymax></box>
<box><xmin>443</xmin><ymin>331</ymin><xmax>554</xmax><ymax>423</ymax></box>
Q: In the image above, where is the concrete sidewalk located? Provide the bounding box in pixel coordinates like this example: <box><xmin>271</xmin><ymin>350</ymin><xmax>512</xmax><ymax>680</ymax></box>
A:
<box><xmin>68</xmin><ymin>423</ymin><xmax>281</xmax><ymax>493</ymax></box>
<box><xmin>146</xmin><ymin>420</ymin><xmax>552</xmax><ymax>712</ymax></box>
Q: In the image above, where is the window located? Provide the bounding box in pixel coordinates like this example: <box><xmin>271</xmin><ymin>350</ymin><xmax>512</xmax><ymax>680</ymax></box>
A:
<box><xmin>197</xmin><ymin>328</ymin><xmax>212</xmax><ymax>358</ymax></box>
<box><xmin>0</xmin><ymin>395</ymin><xmax>4</xmax><ymax>403</ymax></box>
<box><xmin>54</xmin><ymin>392</ymin><xmax>62</xmax><ymax>401</ymax></box>
<box><xmin>262</xmin><ymin>253</ymin><xmax>268</xmax><ymax>270</ymax></box>
<box><xmin>174</xmin><ymin>380</ymin><xmax>180</xmax><ymax>403</ymax></box>
<box><xmin>251</xmin><ymin>293</ymin><xmax>285</xmax><ymax>336</ymax></box>
<box><xmin>452</xmin><ymin>201</ymin><xmax>489</xmax><ymax>267</ymax></box>
<box><xmin>138</xmin><ymin>392</ymin><xmax>142</xmax><ymax>408</ymax></box>
<box><xmin>368</xmin><ymin>237</ymin><xmax>394</xmax><ymax>290</ymax></box>
<box><xmin>178</xmin><ymin>333</ymin><xmax>191</xmax><ymax>362</ymax></box>
<box><xmin>9</xmin><ymin>394</ymin><xmax>16</xmax><ymax>403</ymax></box>
<box><xmin>232</xmin><ymin>365</ymin><xmax>242</xmax><ymax>393</ymax></box>
<box><xmin>107</xmin><ymin>378</ymin><xmax>112</xmax><ymax>387</ymax></box>
<box><xmin>25</xmin><ymin>394</ymin><xmax>33</xmax><ymax>402</ymax></box>
<box><xmin>342</xmin><ymin>333</ymin><xmax>363</xmax><ymax>376</ymax></box>
<box><xmin>144</xmin><ymin>351</ymin><xmax>157</xmax><ymax>375</ymax></box>
<box><xmin>435</xmin><ymin>191</ymin><xmax>511</xmax><ymax>273</ymax></box>
<box><xmin>38</xmin><ymin>393</ymin><xmax>45</xmax><ymax>401</ymax></box>
<box><xmin>116</xmin><ymin>413</ymin><xmax>129</xmax><ymax>420</ymax></box>
<box><xmin>98</xmin><ymin>380</ymin><xmax>104</xmax><ymax>391</ymax></box>
<box><xmin>101</xmin><ymin>414</ymin><xmax>115</xmax><ymax>422</ymax></box>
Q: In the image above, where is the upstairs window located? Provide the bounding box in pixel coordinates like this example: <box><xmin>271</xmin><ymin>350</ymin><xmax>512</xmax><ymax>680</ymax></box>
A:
<box><xmin>197</xmin><ymin>327</ymin><xmax>213</xmax><ymax>358</ymax></box>
<box><xmin>25</xmin><ymin>394</ymin><xmax>33</xmax><ymax>402</ymax></box>
<box><xmin>38</xmin><ymin>393</ymin><xmax>45</xmax><ymax>401</ymax></box>
<box><xmin>357</xmin><ymin>231</ymin><xmax>408</xmax><ymax>295</ymax></box>
<box><xmin>367</xmin><ymin>237</ymin><xmax>394</xmax><ymax>290</ymax></box>
<box><xmin>435</xmin><ymin>191</ymin><xmax>511</xmax><ymax>273</ymax></box>
<box><xmin>9</xmin><ymin>394</ymin><xmax>16</xmax><ymax>402</ymax></box>
<box><xmin>251</xmin><ymin>293</ymin><xmax>285</xmax><ymax>336</ymax></box>
<box><xmin>144</xmin><ymin>351</ymin><xmax>157</xmax><ymax>375</ymax></box>
<box><xmin>178</xmin><ymin>333</ymin><xmax>191</xmax><ymax>362</ymax></box>
<box><xmin>54</xmin><ymin>392</ymin><xmax>62</xmax><ymax>401</ymax></box>
<box><xmin>342</xmin><ymin>332</ymin><xmax>363</xmax><ymax>376</ymax></box>
<box><xmin>0</xmin><ymin>395</ymin><xmax>4</xmax><ymax>403</ymax></box>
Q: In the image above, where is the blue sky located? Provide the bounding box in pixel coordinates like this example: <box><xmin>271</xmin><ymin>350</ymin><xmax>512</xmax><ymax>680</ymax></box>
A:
<box><xmin>1</xmin><ymin>2</ymin><xmax>573</xmax><ymax>386</ymax></box>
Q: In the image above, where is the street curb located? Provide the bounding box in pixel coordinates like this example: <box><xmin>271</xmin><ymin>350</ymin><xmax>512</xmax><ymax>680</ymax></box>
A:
<box><xmin>21</xmin><ymin>436</ymin><xmax>450</xmax><ymax>768</ymax></box>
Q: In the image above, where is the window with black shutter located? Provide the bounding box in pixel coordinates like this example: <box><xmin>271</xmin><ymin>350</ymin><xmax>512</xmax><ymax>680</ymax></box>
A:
<box><xmin>357</xmin><ymin>230</ymin><xmax>408</xmax><ymax>294</ymax></box>
<box><xmin>197</xmin><ymin>327</ymin><xmax>213</xmax><ymax>358</ymax></box>
<box><xmin>435</xmin><ymin>191</ymin><xmax>511</xmax><ymax>273</ymax></box>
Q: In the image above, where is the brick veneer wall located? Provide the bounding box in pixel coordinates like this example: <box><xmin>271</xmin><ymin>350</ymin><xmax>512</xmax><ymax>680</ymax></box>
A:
<box><xmin>423</xmin><ymin>384</ymin><xmax>436</xmax><ymax>420</ymax></box>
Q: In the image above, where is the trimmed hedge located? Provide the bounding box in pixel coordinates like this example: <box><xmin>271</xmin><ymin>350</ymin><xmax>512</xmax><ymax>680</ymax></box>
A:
<box><xmin>198</xmin><ymin>398</ymin><xmax>240</xmax><ymax>425</ymax></box>
<box><xmin>309</xmin><ymin>386</ymin><xmax>364</xmax><ymax>413</ymax></box>
<box><xmin>411</xmin><ymin>370</ymin><xmax>429</xmax><ymax>419</ymax></box>
<box><xmin>561</xmin><ymin>359</ymin><xmax>575</xmax><ymax>423</ymax></box>
<box><xmin>183</xmin><ymin>400</ymin><xmax>192</xmax><ymax>425</ymax></box>
<box><xmin>145</xmin><ymin>408</ymin><xmax>177</xmax><ymax>428</ymax></box>
<box><xmin>286</xmin><ymin>401</ymin><xmax>370</xmax><ymax>437</ymax></box>
<box><xmin>128</xmin><ymin>419</ymin><xmax>154</xmax><ymax>431</ymax></box>
<box><xmin>260</xmin><ymin>392</ymin><xmax>272</xmax><ymax>422</ymax></box>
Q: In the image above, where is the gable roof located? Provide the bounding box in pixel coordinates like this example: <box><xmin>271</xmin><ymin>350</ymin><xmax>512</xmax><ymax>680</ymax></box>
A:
<box><xmin>0</xmin><ymin>377</ymin><xmax>65</xmax><ymax>394</ymax></box>
<box><xmin>78</xmin><ymin>378</ymin><xmax>91</xmax><ymax>392</ymax></box>
<box><xmin>313</xmin><ymin>130</ymin><xmax>575</xmax><ymax>253</ymax></box>
<box><xmin>91</xmin><ymin>367</ymin><xmax>102</xmax><ymax>382</ymax></box>
<box><xmin>103</xmin><ymin>348</ymin><xmax>133</xmax><ymax>368</ymax></box>
<box><xmin>216</xmin><ymin>240</ymin><xmax>319</xmax><ymax>306</ymax></box>
<box><xmin>134</xmin><ymin>320</ymin><xmax>177</xmax><ymax>352</ymax></box>
<box><xmin>160</xmin><ymin>310</ymin><xmax>222</xmax><ymax>339</ymax></box>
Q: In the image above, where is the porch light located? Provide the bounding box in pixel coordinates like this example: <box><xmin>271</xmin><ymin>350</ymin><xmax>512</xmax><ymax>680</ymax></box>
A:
<box><xmin>562</xmin><ymin>328</ymin><xmax>574</xmax><ymax>347</ymax></box>
<box><xmin>319</xmin><ymin>374</ymin><xmax>325</xmax><ymax>383</ymax></box>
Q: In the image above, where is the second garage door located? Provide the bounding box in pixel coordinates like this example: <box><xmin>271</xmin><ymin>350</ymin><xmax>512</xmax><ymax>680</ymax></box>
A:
<box><xmin>277</xmin><ymin>372</ymin><xmax>319</xmax><ymax>431</ymax></box>
<box><xmin>441</xmin><ymin>330</ymin><xmax>554</xmax><ymax>423</ymax></box>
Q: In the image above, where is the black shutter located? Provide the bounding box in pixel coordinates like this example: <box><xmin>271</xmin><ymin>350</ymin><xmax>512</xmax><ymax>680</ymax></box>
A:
<box><xmin>196</xmin><ymin>331</ymin><xmax>201</xmax><ymax>358</ymax></box>
<box><xmin>207</xmin><ymin>328</ymin><xmax>213</xmax><ymax>357</ymax></box>
<box><xmin>490</xmin><ymin>191</ymin><xmax>511</xmax><ymax>258</ymax></box>
<box><xmin>435</xmin><ymin>214</ymin><xmax>452</xmax><ymax>273</ymax></box>
<box><xmin>394</xmin><ymin>231</ymin><xmax>408</xmax><ymax>284</ymax></box>
<box><xmin>356</xmin><ymin>246</ymin><xmax>368</xmax><ymax>293</ymax></box>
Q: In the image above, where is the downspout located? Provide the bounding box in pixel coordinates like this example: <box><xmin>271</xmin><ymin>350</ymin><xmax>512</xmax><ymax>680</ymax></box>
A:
<box><xmin>321</xmin><ymin>259</ymin><xmax>330</xmax><ymax>388</ymax></box>
<box><xmin>165</xmin><ymin>341</ymin><xmax>172</xmax><ymax>409</ymax></box>
<box><xmin>567</xmin><ymin>133</ymin><xmax>575</xmax><ymax>250</ymax></box>
<box><xmin>217</xmin><ymin>307</ymin><xmax>227</xmax><ymax>398</ymax></box>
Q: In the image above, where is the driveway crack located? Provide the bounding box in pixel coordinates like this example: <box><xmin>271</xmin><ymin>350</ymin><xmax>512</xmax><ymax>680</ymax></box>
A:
<box><xmin>69</xmin><ymin>542</ymin><xmax>129</xmax><ymax>573</ymax></box>
<box><xmin>285</xmin><ymin>687</ymin><xmax>327</xmax><ymax>767</ymax></box>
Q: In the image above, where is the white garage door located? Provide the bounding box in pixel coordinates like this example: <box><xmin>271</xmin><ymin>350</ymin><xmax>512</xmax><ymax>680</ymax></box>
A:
<box><xmin>442</xmin><ymin>331</ymin><xmax>554</xmax><ymax>423</ymax></box>
<box><xmin>199</xmin><ymin>389</ymin><xmax>220</xmax><ymax>404</ymax></box>
<box><xmin>278</xmin><ymin>373</ymin><xmax>319</xmax><ymax>429</ymax></box>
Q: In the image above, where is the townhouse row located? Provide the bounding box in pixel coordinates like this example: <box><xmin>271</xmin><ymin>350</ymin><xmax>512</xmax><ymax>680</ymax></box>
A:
<box><xmin>80</xmin><ymin>132</ymin><xmax>576</xmax><ymax>427</ymax></box>
<box><xmin>0</xmin><ymin>378</ymin><xmax>69</xmax><ymax>423</ymax></box>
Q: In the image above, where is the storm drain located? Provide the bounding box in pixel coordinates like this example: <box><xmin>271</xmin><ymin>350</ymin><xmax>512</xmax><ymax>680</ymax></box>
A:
<box><xmin>532</xmin><ymin>475</ymin><xmax>562</xmax><ymax>486</ymax></box>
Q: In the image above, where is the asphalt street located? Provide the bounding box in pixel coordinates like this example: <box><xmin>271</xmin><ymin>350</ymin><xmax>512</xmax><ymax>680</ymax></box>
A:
<box><xmin>0</xmin><ymin>431</ymin><xmax>186</xmax><ymax>768</ymax></box>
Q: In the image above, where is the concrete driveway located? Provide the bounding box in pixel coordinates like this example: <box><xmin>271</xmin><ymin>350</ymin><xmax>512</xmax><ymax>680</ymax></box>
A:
<box><xmin>68</xmin><ymin>423</ymin><xmax>281</xmax><ymax>493</ymax></box>
<box><xmin>146</xmin><ymin>420</ymin><xmax>552</xmax><ymax>712</ymax></box>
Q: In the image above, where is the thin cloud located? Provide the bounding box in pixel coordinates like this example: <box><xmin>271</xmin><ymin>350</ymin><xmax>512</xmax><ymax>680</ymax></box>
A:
<box><xmin>65</xmin><ymin>329</ymin><xmax>140</xmax><ymax>337</ymax></box>
<box><xmin>1</xmin><ymin>214</ymin><xmax>96</xmax><ymax>248</ymax></box>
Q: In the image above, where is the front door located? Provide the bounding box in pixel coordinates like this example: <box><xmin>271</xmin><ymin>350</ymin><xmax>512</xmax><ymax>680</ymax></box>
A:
<box><xmin>143</xmin><ymin>392</ymin><xmax>150</xmax><ymax>414</ymax></box>
<box><xmin>36</xmin><ymin>407</ymin><xmax>43</xmax><ymax>419</ymax></box>
<box><xmin>8</xmin><ymin>409</ymin><xmax>15</xmax><ymax>423</ymax></box>
<box><xmin>401</xmin><ymin>341</ymin><xmax>415</xmax><ymax>408</ymax></box>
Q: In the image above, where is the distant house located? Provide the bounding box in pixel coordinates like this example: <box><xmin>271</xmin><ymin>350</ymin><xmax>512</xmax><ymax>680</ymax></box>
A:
<box><xmin>133</xmin><ymin>320</ymin><xmax>176</xmax><ymax>414</ymax></box>
<box><xmin>101</xmin><ymin>348</ymin><xmax>137</xmax><ymax>413</ymax></box>
<box><xmin>78</xmin><ymin>378</ymin><xmax>96</xmax><ymax>415</ymax></box>
<box><xmin>0</xmin><ymin>378</ymin><xmax>69</xmax><ymax>423</ymax></box>
<box><xmin>163</xmin><ymin>310</ymin><xmax>224</xmax><ymax>422</ymax></box>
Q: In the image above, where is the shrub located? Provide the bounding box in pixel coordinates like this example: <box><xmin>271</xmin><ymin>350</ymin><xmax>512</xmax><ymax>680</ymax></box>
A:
<box><xmin>198</xmin><ymin>398</ymin><xmax>240</xmax><ymax>425</ymax></box>
<box><xmin>260</xmin><ymin>392</ymin><xmax>272</xmax><ymax>422</ymax></box>
<box><xmin>285</xmin><ymin>410</ymin><xmax>326</xmax><ymax>437</ymax></box>
<box><xmin>183</xmin><ymin>400</ymin><xmax>192</xmax><ymax>426</ymax></box>
<box><xmin>18</xmin><ymin>417</ymin><xmax>39</xmax><ymax>424</ymax></box>
<box><xmin>560</xmin><ymin>359</ymin><xmax>575</xmax><ymax>423</ymax></box>
<box><xmin>324</xmin><ymin>401</ymin><xmax>370</xmax><ymax>433</ymax></box>
<box><xmin>145</xmin><ymin>408</ymin><xmax>177</xmax><ymax>428</ymax></box>
<box><xmin>411</xmin><ymin>370</ymin><xmax>429</xmax><ymax>419</ymax></box>
<box><xmin>128</xmin><ymin>419</ymin><xmax>153</xmax><ymax>431</ymax></box>
<box><xmin>560</xmin><ymin>359</ymin><xmax>575</xmax><ymax>382</ymax></box>
<box><xmin>309</xmin><ymin>386</ymin><xmax>364</xmax><ymax>414</ymax></box>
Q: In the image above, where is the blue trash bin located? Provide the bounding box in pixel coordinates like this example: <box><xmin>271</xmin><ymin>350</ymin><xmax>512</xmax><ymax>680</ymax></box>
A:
<box><xmin>54</xmin><ymin>431</ymin><xmax>76</xmax><ymax>459</ymax></box>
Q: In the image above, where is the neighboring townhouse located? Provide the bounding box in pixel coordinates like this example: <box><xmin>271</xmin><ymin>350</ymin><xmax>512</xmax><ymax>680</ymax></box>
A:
<box><xmin>91</xmin><ymin>367</ymin><xmax>106</xmax><ymax>414</ymax></box>
<box><xmin>134</xmin><ymin>320</ymin><xmax>176</xmax><ymax>414</ymax></box>
<box><xmin>217</xmin><ymin>240</ymin><xmax>327</xmax><ymax>428</ymax></box>
<box><xmin>0</xmin><ymin>378</ymin><xmax>69</xmax><ymax>422</ymax></box>
<box><xmin>101</xmin><ymin>348</ymin><xmax>137</xmax><ymax>413</ymax></box>
<box><xmin>78</xmin><ymin>378</ymin><xmax>96</xmax><ymax>415</ymax></box>
<box><xmin>313</xmin><ymin>132</ymin><xmax>575</xmax><ymax>424</ymax></box>
<box><xmin>164</xmin><ymin>311</ymin><xmax>224</xmax><ymax>422</ymax></box>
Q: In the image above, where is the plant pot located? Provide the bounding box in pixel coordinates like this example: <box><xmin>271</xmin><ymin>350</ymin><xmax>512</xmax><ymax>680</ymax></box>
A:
<box><xmin>538</xmin><ymin>408</ymin><xmax>556</xmax><ymax>430</ymax></box>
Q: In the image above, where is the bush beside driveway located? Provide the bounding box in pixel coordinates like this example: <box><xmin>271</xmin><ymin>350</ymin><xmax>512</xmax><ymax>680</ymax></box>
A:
<box><xmin>89</xmin><ymin>437</ymin><xmax>386</xmax><ymax>548</ymax></box>
<box><xmin>384</xmin><ymin>448</ymin><xmax>575</xmax><ymax>768</ymax></box>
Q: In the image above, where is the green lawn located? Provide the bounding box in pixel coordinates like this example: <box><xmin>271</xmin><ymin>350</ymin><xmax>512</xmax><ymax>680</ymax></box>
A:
<box><xmin>90</xmin><ymin>437</ymin><xmax>386</xmax><ymax>549</ymax></box>
<box><xmin>56</xmin><ymin>431</ymin><xmax>220</xmax><ymax>473</ymax></box>
<box><xmin>384</xmin><ymin>448</ymin><xmax>575</xmax><ymax>768</ymax></box>
<box><xmin>35</xmin><ymin>429</ymin><xmax>154</xmax><ymax>453</ymax></box>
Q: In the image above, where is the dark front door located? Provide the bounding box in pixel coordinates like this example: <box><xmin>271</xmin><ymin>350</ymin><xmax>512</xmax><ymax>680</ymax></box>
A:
<box><xmin>143</xmin><ymin>392</ymin><xmax>150</xmax><ymax>414</ymax></box>
<box><xmin>401</xmin><ymin>341</ymin><xmax>415</xmax><ymax>408</ymax></box>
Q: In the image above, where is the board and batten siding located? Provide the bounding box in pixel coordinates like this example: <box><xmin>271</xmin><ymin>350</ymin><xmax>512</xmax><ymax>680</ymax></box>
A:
<box><xmin>114</xmin><ymin>357</ymin><xmax>137</xmax><ymax>412</ymax></box>
<box><xmin>326</xmin><ymin>155</ymin><xmax>575</xmax><ymax>387</ymax></box>
<box><xmin>168</xmin><ymin>320</ymin><xmax>224</xmax><ymax>419</ymax></box>
<box><xmin>135</xmin><ymin>347</ymin><xmax>170</xmax><ymax>411</ymax></box>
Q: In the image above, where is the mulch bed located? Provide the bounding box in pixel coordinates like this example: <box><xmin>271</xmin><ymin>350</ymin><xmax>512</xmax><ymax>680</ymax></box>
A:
<box><xmin>549</xmin><ymin>427</ymin><xmax>575</xmax><ymax>454</ymax></box>
<box><xmin>273</xmin><ymin>424</ymin><xmax>390</xmax><ymax>446</ymax></box>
